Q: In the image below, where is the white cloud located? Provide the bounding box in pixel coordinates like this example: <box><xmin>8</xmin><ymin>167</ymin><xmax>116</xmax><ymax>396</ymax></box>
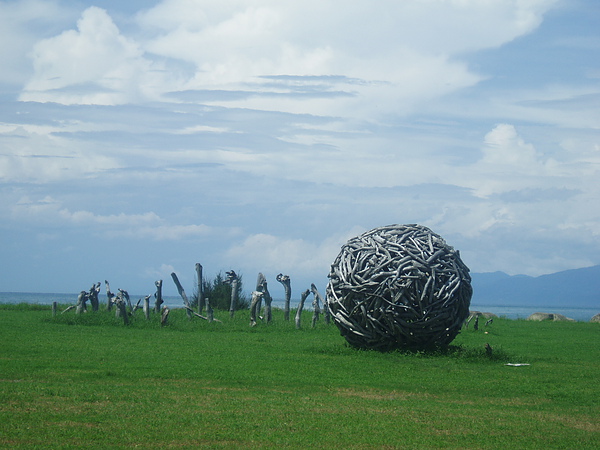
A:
<box><xmin>223</xmin><ymin>228</ymin><xmax>362</xmax><ymax>281</ymax></box>
<box><xmin>19</xmin><ymin>6</ymin><xmax>166</xmax><ymax>105</ymax></box>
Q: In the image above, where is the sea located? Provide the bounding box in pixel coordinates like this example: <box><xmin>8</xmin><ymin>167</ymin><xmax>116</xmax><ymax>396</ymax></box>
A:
<box><xmin>0</xmin><ymin>292</ymin><xmax>598</xmax><ymax>322</ymax></box>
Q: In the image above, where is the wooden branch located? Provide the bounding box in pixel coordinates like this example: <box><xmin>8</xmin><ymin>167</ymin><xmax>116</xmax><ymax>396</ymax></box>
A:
<box><xmin>105</xmin><ymin>280</ymin><xmax>114</xmax><ymax>311</ymax></box>
<box><xmin>256</xmin><ymin>273</ymin><xmax>273</xmax><ymax>323</ymax></box>
<box><xmin>171</xmin><ymin>272</ymin><xmax>192</xmax><ymax>319</ymax></box>
<box><xmin>295</xmin><ymin>289</ymin><xmax>311</xmax><ymax>329</ymax></box>
<box><xmin>277</xmin><ymin>273</ymin><xmax>292</xmax><ymax>321</ymax></box>
<box><xmin>249</xmin><ymin>291</ymin><xmax>264</xmax><ymax>326</ymax></box>
<box><xmin>195</xmin><ymin>263</ymin><xmax>204</xmax><ymax>314</ymax></box>
<box><xmin>311</xmin><ymin>283</ymin><xmax>329</xmax><ymax>325</ymax></box>
<box><xmin>161</xmin><ymin>306</ymin><xmax>170</xmax><ymax>326</ymax></box>
<box><xmin>154</xmin><ymin>280</ymin><xmax>163</xmax><ymax>313</ymax></box>
<box><xmin>143</xmin><ymin>295</ymin><xmax>150</xmax><ymax>320</ymax></box>
<box><xmin>226</xmin><ymin>270</ymin><xmax>239</xmax><ymax>318</ymax></box>
<box><xmin>75</xmin><ymin>291</ymin><xmax>87</xmax><ymax>315</ymax></box>
<box><xmin>184</xmin><ymin>306</ymin><xmax>222</xmax><ymax>323</ymax></box>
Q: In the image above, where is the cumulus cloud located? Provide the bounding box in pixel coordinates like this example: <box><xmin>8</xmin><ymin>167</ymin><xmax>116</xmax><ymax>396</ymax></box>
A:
<box><xmin>19</xmin><ymin>7</ymin><xmax>165</xmax><ymax>104</ymax></box>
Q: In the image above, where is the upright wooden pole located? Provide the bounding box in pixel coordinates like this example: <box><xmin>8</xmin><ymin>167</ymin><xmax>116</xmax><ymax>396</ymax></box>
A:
<box><xmin>195</xmin><ymin>263</ymin><xmax>204</xmax><ymax>314</ymax></box>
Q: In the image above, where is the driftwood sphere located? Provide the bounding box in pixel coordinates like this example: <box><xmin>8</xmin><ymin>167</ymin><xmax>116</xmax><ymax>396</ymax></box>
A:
<box><xmin>326</xmin><ymin>224</ymin><xmax>472</xmax><ymax>351</ymax></box>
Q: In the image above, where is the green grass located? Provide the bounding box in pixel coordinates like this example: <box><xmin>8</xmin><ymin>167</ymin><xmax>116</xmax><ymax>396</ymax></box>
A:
<box><xmin>1</xmin><ymin>303</ymin><xmax>599</xmax><ymax>448</ymax></box>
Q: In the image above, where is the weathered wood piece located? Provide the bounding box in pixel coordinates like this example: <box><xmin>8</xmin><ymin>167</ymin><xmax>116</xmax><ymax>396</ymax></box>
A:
<box><xmin>326</xmin><ymin>224</ymin><xmax>472</xmax><ymax>351</ymax></box>
<box><xmin>311</xmin><ymin>283</ymin><xmax>329</xmax><ymax>325</ymax></box>
<box><xmin>249</xmin><ymin>290</ymin><xmax>265</xmax><ymax>326</ymax></box>
<box><xmin>88</xmin><ymin>282</ymin><xmax>100</xmax><ymax>312</ymax></box>
<box><xmin>161</xmin><ymin>306</ymin><xmax>170</xmax><ymax>326</ymax></box>
<box><xmin>276</xmin><ymin>274</ymin><xmax>292</xmax><ymax>321</ymax></box>
<box><xmin>171</xmin><ymin>272</ymin><xmax>193</xmax><ymax>319</ymax></box>
<box><xmin>256</xmin><ymin>273</ymin><xmax>273</xmax><ymax>323</ymax></box>
<box><xmin>195</xmin><ymin>263</ymin><xmax>205</xmax><ymax>314</ymax></box>
<box><xmin>75</xmin><ymin>291</ymin><xmax>87</xmax><ymax>315</ymax></box>
<box><xmin>143</xmin><ymin>295</ymin><xmax>150</xmax><ymax>320</ymax></box>
<box><xmin>52</xmin><ymin>301</ymin><xmax>57</xmax><ymax>317</ymax></box>
<box><xmin>105</xmin><ymin>280</ymin><xmax>114</xmax><ymax>311</ymax></box>
<box><xmin>225</xmin><ymin>270</ymin><xmax>239</xmax><ymax>318</ymax></box>
<box><xmin>184</xmin><ymin>306</ymin><xmax>223</xmax><ymax>323</ymax></box>
<box><xmin>310</xmin><ymin>284</ymin><xmax>321</xmax><ymax>328</ymax></box>
<box><xmin>154</xmin><ymin>280</ymin><xmax>163</xmax><ymax>313</ymax></box>
<box><xmin>295</xmin><ymin>289</ymin><xmax>311</xmax><ymax>329</ymax></box>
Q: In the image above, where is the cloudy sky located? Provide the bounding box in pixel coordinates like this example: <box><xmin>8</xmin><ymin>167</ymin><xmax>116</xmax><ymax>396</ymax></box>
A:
<box><xmin>1</xmin><ymin>0</ymin><xmax>599</xmax><ymax>298</ymax></box>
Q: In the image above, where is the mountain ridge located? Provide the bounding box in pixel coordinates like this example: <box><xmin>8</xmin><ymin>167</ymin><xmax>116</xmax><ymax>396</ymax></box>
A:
<box><xmin>470</xmin><ymin>265</ymin><xmax>600</xmax><ymax>308</ymax></box>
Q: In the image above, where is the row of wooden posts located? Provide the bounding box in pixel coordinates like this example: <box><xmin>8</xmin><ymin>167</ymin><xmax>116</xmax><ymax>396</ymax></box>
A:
<box><xmin>56</xmin><ymin>263</ymin><xmax>330</xmax><ymax>329</ymax></box>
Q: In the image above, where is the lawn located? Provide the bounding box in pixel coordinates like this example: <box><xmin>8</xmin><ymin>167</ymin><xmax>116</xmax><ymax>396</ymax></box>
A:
<box><xmin>1</xmin><ymin>304</ymin><xmax>598</xmax><ymax>448</ymax></box>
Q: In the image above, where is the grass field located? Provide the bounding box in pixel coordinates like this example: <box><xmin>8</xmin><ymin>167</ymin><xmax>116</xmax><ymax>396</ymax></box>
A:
<box><xmin>1</xmin><ymin>303</ymin><xmax>599</xmax><ymax>448</ymax></box>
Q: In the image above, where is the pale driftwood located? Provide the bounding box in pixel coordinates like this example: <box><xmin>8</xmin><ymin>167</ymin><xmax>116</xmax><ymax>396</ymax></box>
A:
<box><xmin>311</xmin><ymin>283</ymin><xmax>329</xmax><ymax>325</ymax></box>
<box><xmin>161</xmin><ymin>306</ymin><xmax>170</xmax><ymax>326</ymax></box>
<box><xmin>88</xmin><ymin>282</ymin><xmax>100</xmax><ymax>312</ymax></box>
<box><xmin>61</xmin><ymin>305</ymin><xmax>76</xmax><ymax>314</ymax></box>
<box><xmin>326</xmin><ymin>224</ymin><xmax>472</xmax><ymax>351</ymax></box>
<box><xmin>154</xmin><ymin>280</ymin><xmax>163</xmax><ymax>313</ymax></box>
<box><xmin>171</xmin><ymin>272</ymin><xmax>192</xmax><ymax>319</ymax></box>
<box><xmin>184</xmin><ymin>305</ymin><xmax>223</xmax><ymax>323</ymax></box>
<box><xmin>276</xmin><ymin>274</ymin><xmax>292</xmax><ymax>321</ymax></box>
<box><xmin>75</xmin><ymin>291</ymin><xmax>87</xmax><ymax>315</ymax></box>
<box><xmin>295</xmin><ymin>289</ymin><xmax>311</xmax><ymax>329</ymax></box>
<box><xmin>143</xmin><ymin>295</ymin><xmax>150</xmax><ymax>320</ymax></box>
<box><xmin>226</xmin><ymin>270</ymin><xmax>239</xmax><ymax>318</ymax></box>
<box><xmin>118</xmin><ymin>289</ymin><xmax>131</xmax><ymax>312</ymax></box>
<box><xmin>311</xmin><ymin>285</ymin><xmax>321</xmax><ymax>328</ymax></box>
<box><xmin>105</xmin><ymin>280</ymin><xmax>114</xmax><ymax>311</ymax></box>
<box><xmin>249</xmin><ymin>290</ymin><xmax>265</xmax><ymax>326</ymax></box>
<box><xmin>115</xmin><ymin>296</ymin><xmax>129</xmax><ymax>325</ymax></box>
<box><xmin>256</xmin><ymin>273</ymin><xmax>273</xmax><ymax>323</ymax></box>
<box><xmin>196</xmin><ymin>263</ymin><xmax>205</xmax><ymax>314</ymax></box>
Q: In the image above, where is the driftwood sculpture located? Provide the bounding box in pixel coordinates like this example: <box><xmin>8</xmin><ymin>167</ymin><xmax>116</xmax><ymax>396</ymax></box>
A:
<box><xmin>256</xmin><ymin>273</ymin><xmax>273</xmax><ymax>323</ymax></box>
<box><xmin>196</xmin><ymin>263</ymin><xmax>205</xmax><ymax>314</ymax></box>
<box><xmin>225</xmin><ymin>270</ymin><xmax>239</xmax><ymax>318</ymax></box>
<box><xmin>154</xmin><ymin>280</ymin><xmax>163</xmax><ymax>313</ymax></box>
<box><xmin>295</xmin><ymin>289</ymin><xmax>311</xmax><ymax>329</ymax></box>
<box><xmin>249</xmin><ymin>290</ymin><xmax>265</xmax><ymax>326</ymax></box>
<box><xmin>171</xmin><ymin>272</ymin><xmax>193</xmax><ymax>319</ymax></box>
<box><xmin>276</xmin><ymin>274</ymin><xmax>292</xmax><ymax>321</ymax></box>
<box><xmin>326</xmin><ymin>224</ymin><xmax>472</xmax><ymax>351</ymax></box>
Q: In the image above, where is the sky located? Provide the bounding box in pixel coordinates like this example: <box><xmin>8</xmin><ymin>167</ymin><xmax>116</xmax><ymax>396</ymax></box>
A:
<box><xmin>1</xmin><ymin>0</ymin><xmax>599</xmax><ymax>299</ymax></box>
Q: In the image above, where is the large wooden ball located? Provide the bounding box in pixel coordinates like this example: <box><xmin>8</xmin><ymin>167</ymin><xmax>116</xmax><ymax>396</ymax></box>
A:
<box><xmin>326</xmin><ymin>224</ymin><xmax>472</xmax><ymax>351</ymax></box>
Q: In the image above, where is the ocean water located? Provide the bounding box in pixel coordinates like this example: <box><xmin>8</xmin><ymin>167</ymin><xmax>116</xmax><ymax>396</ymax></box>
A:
<box><xmin>1</xmin><ymin>292</ymin><xmax>598</xmax><ymax>322</ymax></box>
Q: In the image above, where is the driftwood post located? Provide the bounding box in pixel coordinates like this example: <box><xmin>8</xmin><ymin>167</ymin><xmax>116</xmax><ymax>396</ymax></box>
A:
<box><xmin>276</xmin><ymin>274</ymin><xmax>292</xmax><ymax>321</ymax></box>
<box><xmin>250</xmin><ymin>291</ymin><xmax>265</xmax><ymax>326</ymax></box>
<box><xmin>256</xmin><ymin>273</ymin><xmax>273</xmax><ymax>323</ymax></box>
<box><xmin>311</xmin><ymin>284</ymin><xmax>322</xmax><ymax>328</ymax></box>
<box><xmin>75</xmin><ymin>291</ymin><xmax>87</xmax><ymax>315</ymax></box>
<box><xmin>195</xmin><ymin>263</ymin><xmax>205</xmax><ymax>314</ymax></box>
<box><xmin>154</xmin><ymin>280</ymin><xmax>163</xmax><ymax>313</ymax></box>
<box><xmin>89</xmin><ymin>282</ymin><xmax>100</xmax><ymax>312</ymax></box>
<box><xmin>311</xmin><ymin>284</ymin><xmax>329</xmax><ymax>324</ymax></box>
<box><xmin>118</xmin><ymin>289</ymin><xmax>132</xmax><ymax>313</ymax></box>
<box><xmin>161</xmin><ymin>306</ymin><xmax>169</xmax><ymax>326</ymax></box>
<box><xmin>105</xmin><ymin>280</ymin><xmax>114</xmax><ymax>311</ymax></box>
<box><xmin>143</xmin><ymin>295</ymin><xmax>151</xmax><ymax>320</ymax></box>
<box><xmin>226</xmin><ymin>270</ymin><xmax>239</xmax><ymax>318</ymax></box>
<box><xmin>295</xmin><ymin>289</ymin><xmax>311</xmax><ymax>329</ymax></box>
<box><xmin>171</xmin><ymin>272</ymin><xmax>193</xmax><ymax>319</ymax></box>
<box><xmin>52</xmin><ymin>301</ymin><xmax>57</xmax><ymax>317</ymax></box>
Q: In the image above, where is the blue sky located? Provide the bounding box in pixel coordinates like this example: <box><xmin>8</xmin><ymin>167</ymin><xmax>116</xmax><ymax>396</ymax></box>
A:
<box><xmin>1</xmin><ymin>0</ymin><xmax>599</xmax><ymax>298</ymax></box>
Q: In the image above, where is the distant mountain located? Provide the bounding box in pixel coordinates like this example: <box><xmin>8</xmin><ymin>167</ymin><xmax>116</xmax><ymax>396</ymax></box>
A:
<box><xmin>470</xmin><ymin>265</ymin><xmax>600</xmax><ymax>308</ymax></box>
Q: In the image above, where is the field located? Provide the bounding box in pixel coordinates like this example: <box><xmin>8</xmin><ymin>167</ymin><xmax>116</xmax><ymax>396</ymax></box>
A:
<box><xmin>1</xmin><ymin>303</ymin><xmax>599</xmax><ymax>448</ymax></box>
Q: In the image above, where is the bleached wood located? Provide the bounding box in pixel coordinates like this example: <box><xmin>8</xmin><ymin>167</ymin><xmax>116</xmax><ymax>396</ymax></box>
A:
<box><xmin>276</xmin><ymin>274</ymin><xmax>292</xmax><ymax>321</ymax></box>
